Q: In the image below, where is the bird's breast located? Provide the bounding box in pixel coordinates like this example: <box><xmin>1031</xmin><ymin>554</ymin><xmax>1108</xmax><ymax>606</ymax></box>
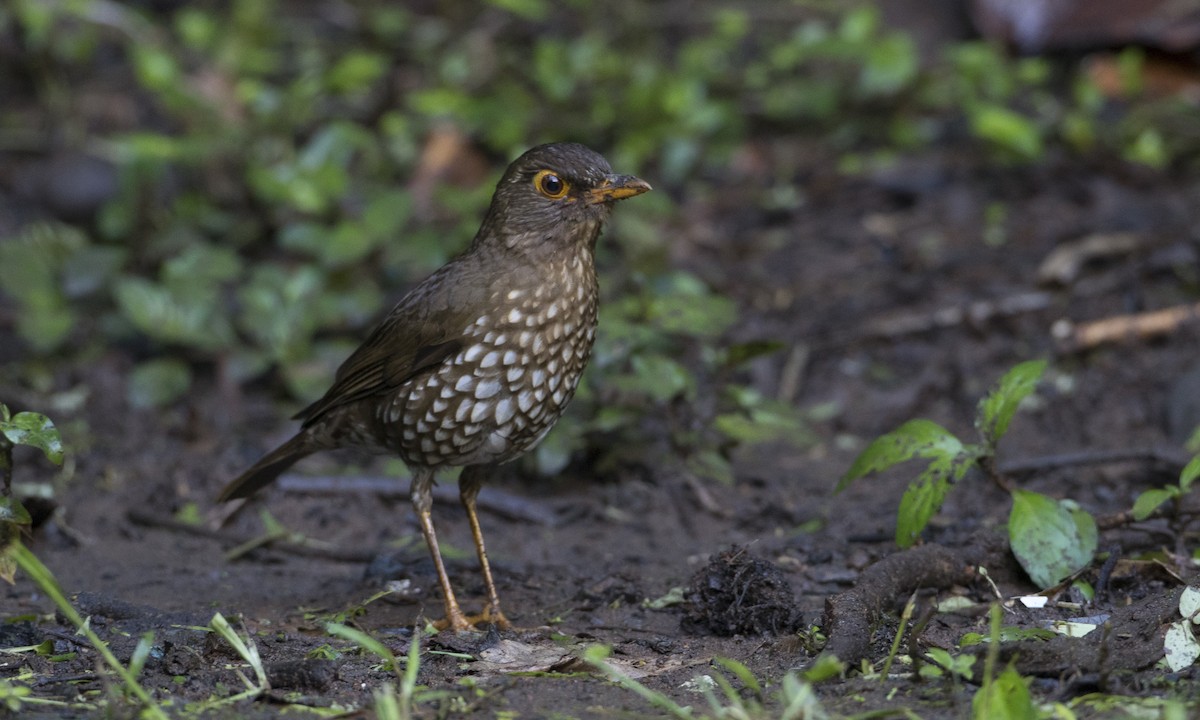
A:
<box><xmin>379</xmin><ymin>253</ymin><xmax>599</xmax><ymax>467</ymax></box>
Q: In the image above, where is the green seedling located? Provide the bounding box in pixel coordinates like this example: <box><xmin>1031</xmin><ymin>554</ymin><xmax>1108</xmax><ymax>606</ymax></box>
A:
<box><xmin>209</xmin><ymin>612</ymin><xmax>268</xmax><ymax>701</ymax></box>
<box><xmin>326</xmin><ymin>622</ymin><xmax>422</xmax><ymax>719</ymax></box>
<box><xmin>972</xmin><ymin>604</ymin><xmax>1035</xmax><ymax>719</ymax></box>
<box><xmin>1</xmin><ymin>402</ymin><xmax>64</xmax><ymax>582</ymax></box>
<box><xmin>837</xmin><ymin>360</ymin><xmax>1048</xmax><ymax>546</ymax></box>
<box><xmin>1131</xmin><ymin>454</ymin><xmax>1200</xmax><ymax>524</ymax></box>
<box><xmin>921</xmin><ymin>648</ymin><xmax>975</xmax><ymax>681</ymax></box>
<box><xmin>839</xmin><ymin>360</ymin><xmax>1097</xmax><ymax>589</ymax></box>
<box><xmin>1</xmin><ymin>403</ymin><xmax>65</xmax><ymax>583</ymax></box>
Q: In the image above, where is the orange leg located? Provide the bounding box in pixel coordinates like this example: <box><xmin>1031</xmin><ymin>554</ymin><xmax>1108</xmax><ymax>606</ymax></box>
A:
<box><xmin>410</xmin><ymin>467</ymin><xmax>471</xmax><ymax>632</ymax></box>
<box><xmin>460</xmin><ymin>465</ymin><xmax>511</xmax><ymax>629</ymax></box>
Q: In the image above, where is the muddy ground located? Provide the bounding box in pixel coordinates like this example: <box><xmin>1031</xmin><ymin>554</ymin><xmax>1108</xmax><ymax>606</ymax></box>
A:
<box><xmin>5</xmin><ymin>138</ymin><xmax>1200</xmax><ymax>718</ymax></box>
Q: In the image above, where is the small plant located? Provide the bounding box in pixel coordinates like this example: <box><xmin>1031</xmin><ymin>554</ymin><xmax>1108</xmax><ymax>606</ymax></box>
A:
<box><xmin>921</xmin><ymin>648</ymin><xmax>976</xmax><ymax>682</ymax></box>
<box><xmin>838</xmin><ymin>360</ymin><xmax>1098</xmax><ymax>590</ymax></box>
<box><xmin>1</xmin><ymin>403</ymin><xmax>64</xmax><ymax>583</ymax></box>
<box><xmin>326</xmin><ymin>622</ymin><xmax>423</xmax><ymax>719</ymax></box>
<box><xmin>209</xmin><ymin>613</ymin><xmax>269</xmax><ymax>702</ymax></box>
<box><xmin>1130</xmin><ymin>454</ymin><xmax>1200</xmax><ymax>525</ymax></box>
<box><xmin>971</xmin><ymin>604</ymin><xmax>1036</xmax><ymax>719</ymax></box>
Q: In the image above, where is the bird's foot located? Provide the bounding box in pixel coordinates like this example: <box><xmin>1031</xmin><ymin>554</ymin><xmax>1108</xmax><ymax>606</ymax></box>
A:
<box><xmin>467</xmin><ymin>605</ymin><xmax>511</xmax><ymax>631</ymax></box>
<box><xmin>431</xmin><ymin>606</ymin><xmax>511</xmax><ymax>633</ymax></box>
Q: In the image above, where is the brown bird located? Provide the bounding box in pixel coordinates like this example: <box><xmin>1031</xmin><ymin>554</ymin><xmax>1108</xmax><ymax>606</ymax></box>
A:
<box><xmin>218</xmin><ymin>143</ymin><xmax>650</xmax><ymax>631</ymax></box>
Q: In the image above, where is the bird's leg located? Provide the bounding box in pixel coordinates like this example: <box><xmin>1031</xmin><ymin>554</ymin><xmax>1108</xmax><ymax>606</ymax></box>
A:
<box><xmin>460</xmin><ymin>464</ymin><xmax>511</xmax><ymax>629</ymax></box>
<box><xmin>411</xmin><ymin>467</ymin><xmax>471</xmax><ymax>632</ymax></box>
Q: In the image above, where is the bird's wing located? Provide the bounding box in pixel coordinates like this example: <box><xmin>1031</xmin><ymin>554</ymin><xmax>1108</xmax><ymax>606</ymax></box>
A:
<box><xmin>294</xmin><ymin>266</ymin><xmax>480</xmax><ymax>425</ymax></box>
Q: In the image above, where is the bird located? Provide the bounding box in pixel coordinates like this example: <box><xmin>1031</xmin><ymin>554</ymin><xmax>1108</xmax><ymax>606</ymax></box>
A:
<box><xmin>217</xmin><ymin>142</ymin><xmax>650</xmax><ymax>632</ymax></box>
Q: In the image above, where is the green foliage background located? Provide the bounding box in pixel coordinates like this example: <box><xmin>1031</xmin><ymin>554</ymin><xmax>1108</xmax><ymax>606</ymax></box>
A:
<box><xmin>0</xmin><ymin>0</ymin><xmax>1193</xmax><ymax>479</ymax></box>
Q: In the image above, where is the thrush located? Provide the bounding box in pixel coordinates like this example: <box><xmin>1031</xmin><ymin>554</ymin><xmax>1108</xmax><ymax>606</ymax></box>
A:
<box><xmin>218</xmin><ymin>142</ymin><xmax>650</xmax><ymax>631</ymax></box>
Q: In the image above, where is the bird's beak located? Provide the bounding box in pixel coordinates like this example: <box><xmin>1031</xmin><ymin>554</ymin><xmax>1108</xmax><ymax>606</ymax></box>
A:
<box><xmin>583</xmin><ymin>174</ymin><xmax>652</xmax><ymax>204</ymax></box>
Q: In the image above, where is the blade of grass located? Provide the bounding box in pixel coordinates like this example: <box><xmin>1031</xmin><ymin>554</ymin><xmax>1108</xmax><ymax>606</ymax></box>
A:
<box><xmin>582</xmin><ymin>644</ymin><xmax>695</xmax><ymax>720</ymax></box>
<box><xmin>327</xmin><ymin>622</ymin><xmax>419</xmax><ymax>720</ymax></box>
<box><xmin>879</xmin><ymin>590</ymin><xmax>917</xmax><ymax>678</ymax></box>
<box><xmin>210</xmin><ymin>612</ymin><xmax>268</xmax><ymax>695</ymax></box>
<box><xmin>12</xmin><ymin>542</ymin><xmax>169</xmax><ymax>720</ymax></box>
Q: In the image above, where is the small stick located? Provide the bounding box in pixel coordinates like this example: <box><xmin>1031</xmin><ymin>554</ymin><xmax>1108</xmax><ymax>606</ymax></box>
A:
<box><xmin>275</xmin><ymin>475</ymin><xmax>564</xmax><ymax>526</ymax></box>
<box><xmin>998</xmin><ymin>448</ymin><xmax>1189</xmax><ymax>477</ymax></box>
<box><xmin>127</xmin><ymin>509</ymin><xmax>376</xmax><ymax>563</ymax></box>
<box><xmin>856</xmin><ymin>292</ymin><xmax>1053</xmax><ymax>341</ymax></box>
<box><xmin>1053</xmin><ymin>301</ymin><xmax>1200</xmax><ymax>352</ymax></box>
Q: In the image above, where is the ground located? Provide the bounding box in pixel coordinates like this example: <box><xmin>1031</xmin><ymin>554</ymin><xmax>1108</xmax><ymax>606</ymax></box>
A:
<box><xmin>5</xmin><ymin>144</ymin><xmax>1200</xmax><ymax>717</ymax></box>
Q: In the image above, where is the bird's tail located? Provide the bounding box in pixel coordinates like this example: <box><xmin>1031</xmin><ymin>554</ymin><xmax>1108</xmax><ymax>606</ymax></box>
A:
<box><xmin>217</xmin><ymin>433</ymin><xmax>315</xmax><ymax>502</ymax></box>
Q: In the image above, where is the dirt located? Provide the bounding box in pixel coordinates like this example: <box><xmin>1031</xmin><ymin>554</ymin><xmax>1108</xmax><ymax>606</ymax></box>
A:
<box><xmin>6</xmin><ymin>141</ymin><xmax>1200</xmax><ymax>717</ymax></box>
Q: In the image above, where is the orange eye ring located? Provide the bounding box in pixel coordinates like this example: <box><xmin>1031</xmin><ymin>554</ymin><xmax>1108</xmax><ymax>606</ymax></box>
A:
<box><xmin>533</xmin><ymin>169</ymin><xmax>569</xmax><ymax>199</ymax></box>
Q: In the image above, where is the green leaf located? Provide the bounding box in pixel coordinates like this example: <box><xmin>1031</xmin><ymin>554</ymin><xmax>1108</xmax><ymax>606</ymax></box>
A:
<box><xmin>712</xmin><ymin>657</ymin><xmax>762</xmax><ymax>695</ymax></box>
<box><xmin>0</xmin><ymin>412</ymin><xmax>64</xmax><ymax>464</ymax></box>
<box><xmin>1008</xmin><ymin>490</ymin><xmax>1097</xmax><ymax>589</ymax></box>
<box><xmin>959</xmin><ymin>627</ymin><xmax>1055</xmax><ymax>646</ymax></box>
<box><xmin>0</xmin><ymin>221</ymin><xmax>86</xmax><ymax>353</ymax></box>
<box><xmin>131</xmin><ymin>44</ymin><xmax>183</xmax><ymax>93</ymax></box>
<box><xmin>976</xmin><ymin>360</ymin><xmax>1047</xmax><ymax>446</ymax></box>
<box><xmin>1125</xmin><ymin>128</ymin><xmax>1167</xmax><ymax>169</ymax></box>
<box><xmin>0</xmin><ymin>497</ymin><xmax>33</xmax><ymax>526</ymax></box>
<box><xmin>485</xmin><ymin>0</ymin><xmax>549</xmax><ymax>20</ymax></box>
<box><xmin>0</xmin><ymin>499</ymin><xmax>31</xmax><ymax>584</ymax></box>
<box><xmin>1180</xmin><ymin>455</ymin><xmax>1200</xmax><ymax>492</ymax></box>
<box><xmin>686</xmin><ymin>449</ymin><xmax>734</xmax><ymax>485</ymax></box>
<box><xmin>713</xmin><ymin>397</ymin><xmax>810</xmax><ymax>447</ymax></box>
<box><xmin>611</xmin><ymin>354</ymin><xmax>695</xmax><ymax>402</ymax></box>
<box><xmin>127</xmin><ymin>358</ymin><xmax>193</xmax><ymax>408</ymax></box>
<box><xmin>163</xmin><ymin>243</ymin><xmax>240</xmax><ymax>286</ymax></box>
<box><xmin>972</xmin><ymin>664</ymin><xmax>1035</xmax><ymax>719</ymax></box>
<box><xmin>802</xmin><ymin>654</ymin><xmax>844</xmax><ymax>682</ymax></box>
<box><xmin>895</xmin><ymin>460</ymin><xmax>954</xmax><ymax>548</ymax></box>
<box><xmin>61</xmin><ymin>244</ymin><xmax>127</xmax><ymax>297</ymax></box>
<box><xmin>722</xmin><ymin>340</ymin><xmax>785</xmax><ymax>369</ymax></box>
<box><xmin>326</xmin><ymin>622</ymin><xmax>398</xmax><ymax>666</ymax></box>
<box><xmin>969</xmin><ymin>104</ymin><xmax>1043</xmax><ymax>160</ymax></box>
<box><xmin>114</xmin><ymin>276</ymin><xmax>235</xmax><ymax>350</ymax></box>
<box><xmin>326</xmin><ymin>50</ymin><xmax>388</xmax><ymax>93</ymax></box>
<box><xmin>1131</xmin><ymin>487</ymin><xmax>1178</xmax><ymax>521</ymax></box>
<box><xmin>645</xmin><ymin>273</ymin><xmax>738</xmax><ymax>338</ymax></box>
<box><xmin>837</xmin><ymin>419</ymin><xmax>965</xmax><ymax>492</ymax></box>
<box><xmin>860</xmin><ymin>33</ymin><xmax>917</xmax><ymax>97</ymax></box>
<box><xmin>128</xmin><ymin>632</ymin><xmax>155</xmax><ymax>678</ymax></box>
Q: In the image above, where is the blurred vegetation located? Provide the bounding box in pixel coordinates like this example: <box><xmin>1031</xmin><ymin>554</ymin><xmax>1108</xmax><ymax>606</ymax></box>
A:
<box><xmin>0</xmin><ymin>0</ymin><xmax>1195</xmax><ymax>482</ymax></box>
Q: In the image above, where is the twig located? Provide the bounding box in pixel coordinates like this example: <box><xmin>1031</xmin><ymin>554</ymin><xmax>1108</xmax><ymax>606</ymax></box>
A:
<box><xmin>1053</xmin><ymin>301</ymin><xmax>1200</xmax><ymax>353</ymax></box>
<box><xmin>1094</xmin><ymin>544</ymin><xmax>1121</xmax><ymax>602</ymax></box>
<box><xmin>126</xmin><ymin>509</ymin><xmax>376</xmax><ymax>563</ymax></box>
<box><xmin>998</xmin><ymin>448</ymin><xmax>1189</xmax><ymax>477</ymax></box>
<box><xmin>777</xmin><ymin>343</ymin><xmax>810</xmax><ymax>404</ymax></box>
<box><xmin>856</xmin><ymin>291</ymin><xmax>1053</xmax><ymax>342</ymax></box>
<box><xmin>274</xmin><ymin>475</ymin><xmax>564</xmax><ymax>526</ymax></box>
<box><xmin>1093</xmin><ymin>508</ymin><xmax>1179</xmax><ymax>535</ymax></box>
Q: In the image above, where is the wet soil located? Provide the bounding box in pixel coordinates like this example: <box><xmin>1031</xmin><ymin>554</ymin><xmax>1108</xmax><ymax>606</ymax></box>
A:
<box><xmin>6</xmin><ymin>145</ymin><xmax>1200</xmax><ymax>717</ymax></box>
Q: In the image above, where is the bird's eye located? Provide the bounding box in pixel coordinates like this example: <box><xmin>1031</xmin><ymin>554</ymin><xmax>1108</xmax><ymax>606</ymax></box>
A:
<box><xmin>533</xmin><ymin>169</ymin><xmax>569</xmax><ymax>199</ymax></box>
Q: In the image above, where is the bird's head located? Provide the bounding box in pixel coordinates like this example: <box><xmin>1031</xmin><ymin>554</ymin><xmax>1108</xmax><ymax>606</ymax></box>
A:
<box><xmin>478</xmin><ymin>142</ymin><xmax>651</xmax><ymax>253</ymax></box>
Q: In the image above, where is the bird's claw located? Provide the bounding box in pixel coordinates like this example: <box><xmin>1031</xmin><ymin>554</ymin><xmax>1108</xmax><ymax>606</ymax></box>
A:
<box><xmin>432</xmin><ymin>606</ymin><xmax>511</xmax><ymax>633</ymax></box>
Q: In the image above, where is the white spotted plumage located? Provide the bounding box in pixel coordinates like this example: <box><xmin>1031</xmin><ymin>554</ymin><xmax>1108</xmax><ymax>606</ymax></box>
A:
<box><xmin>379</xmin><ymin>249</ymin><xmax>599</xmax><ymax>468</ymax></box>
